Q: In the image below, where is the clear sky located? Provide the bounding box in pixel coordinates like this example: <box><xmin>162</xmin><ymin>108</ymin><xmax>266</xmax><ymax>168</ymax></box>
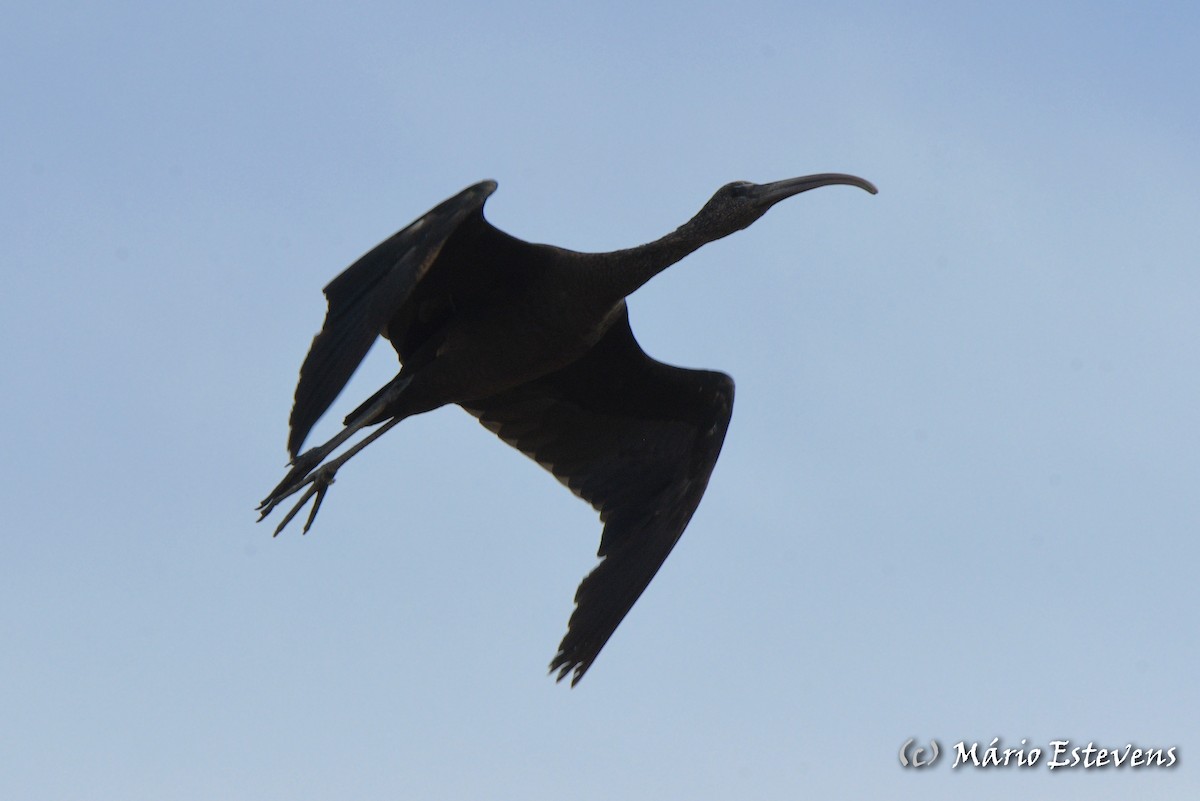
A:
<box><xmin>2</xmin><ymin>1</ymin><xmax>1197</xmax><ymax>799</ymax></box>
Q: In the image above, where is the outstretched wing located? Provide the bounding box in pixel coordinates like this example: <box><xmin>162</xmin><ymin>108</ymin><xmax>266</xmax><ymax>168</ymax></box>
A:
<box><xmin>286</xmin><ymin>180</ymin><xmax>498</xmax><ymax>457</ymax></box>
<box><xmin>461</xmin><ymin>305</ymin><xmax>734</xmax><ymax>685</ymax></box>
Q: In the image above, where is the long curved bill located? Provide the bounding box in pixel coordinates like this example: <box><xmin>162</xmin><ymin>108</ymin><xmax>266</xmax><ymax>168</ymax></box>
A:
<box><xmin>752</xmin><ymin>173</ymin><xmax>878</xmax><ymax>206</ymax></box>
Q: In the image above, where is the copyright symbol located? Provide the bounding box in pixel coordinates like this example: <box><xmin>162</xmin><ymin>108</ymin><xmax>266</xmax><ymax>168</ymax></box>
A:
<box><xmin>899</xmin><ymin>738</ymin><xmax>940</xmax><ymax>768</ymax></box>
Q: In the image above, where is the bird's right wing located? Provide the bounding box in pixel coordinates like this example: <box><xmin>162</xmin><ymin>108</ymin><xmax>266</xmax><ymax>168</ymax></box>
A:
<box><xmin>285</xmin><ymin>180</ymin><xmax>498</xmax><ymax>457</ymax></box>
<box><xmin>461</xmin><ymin>306</ymin><xmax>734</xmax><ymax>685</ymax></box>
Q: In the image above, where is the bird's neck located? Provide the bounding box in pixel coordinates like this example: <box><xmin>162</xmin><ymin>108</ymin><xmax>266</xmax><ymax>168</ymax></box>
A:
<box><xmin>590</xmin><ymin>222</ymin><xmax>712</xmax><ymax>303</ymax></box>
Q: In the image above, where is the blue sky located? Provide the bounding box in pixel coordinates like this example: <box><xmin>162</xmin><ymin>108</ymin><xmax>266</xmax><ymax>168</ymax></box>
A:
<box><xmin>2</xmin><ymin>2</ymin><xmax>1197</xmax><ymax>799</ymax></box>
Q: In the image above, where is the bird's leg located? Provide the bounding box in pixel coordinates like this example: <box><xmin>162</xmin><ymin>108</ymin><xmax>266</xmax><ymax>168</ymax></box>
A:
<box><xmin>264</xmin><ymin>417</ymin><xmax>403</xmax><ymax>536</ymax></box>
<box><xmin>257</xmin><ymin>375</ymin><xmax>411</xmax><ymax>534</ymax></box>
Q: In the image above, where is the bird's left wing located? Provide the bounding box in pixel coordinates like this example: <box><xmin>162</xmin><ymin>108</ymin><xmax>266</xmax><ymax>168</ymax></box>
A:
<box><xmin>286</xmin><ymin>180</ymin><xmax>497</xmax><ymax>457</ymax></box>
<box><xmin>460</xmin><ymin>306</ymin><xmax>734</xmax><ymax>684</ymax></box>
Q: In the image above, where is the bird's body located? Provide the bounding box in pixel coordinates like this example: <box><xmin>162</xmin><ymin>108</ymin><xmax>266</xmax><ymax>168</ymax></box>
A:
<box><xmin>380</xmin><ymin>235</ymin><xmax>616</xmax><ymax>417</ymax></box>
<box><xmin>259</xmin><ymin>175</ymin><xmax>876</xmax><ymax>684</ymax></box>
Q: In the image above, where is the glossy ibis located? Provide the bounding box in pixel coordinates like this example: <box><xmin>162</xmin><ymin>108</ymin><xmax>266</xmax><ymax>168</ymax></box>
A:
<box><xmin>258</xmin><ymin>174</ymin><xmax>877</xmax><ymax>684</ymax></box>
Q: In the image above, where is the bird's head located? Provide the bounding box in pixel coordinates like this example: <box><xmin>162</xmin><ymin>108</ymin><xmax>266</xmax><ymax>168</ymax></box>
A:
<box><xmin>690</xmin><ymin>173</ymin><xmax>878</xmax><ymax>241</ymax></box>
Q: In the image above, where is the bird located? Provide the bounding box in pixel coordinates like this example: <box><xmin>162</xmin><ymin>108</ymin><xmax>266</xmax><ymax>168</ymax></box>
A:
<box><xmin>258</xmin><ymin>174</ymin><xmax>877</xmax><ymax>684</ymax></box>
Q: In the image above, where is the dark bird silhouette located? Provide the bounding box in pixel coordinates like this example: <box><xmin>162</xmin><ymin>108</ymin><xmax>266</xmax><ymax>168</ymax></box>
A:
<box><xmin>258</xmin><ymin>174</ymin><xmax>877</xmax><ymax>684</ymax></box>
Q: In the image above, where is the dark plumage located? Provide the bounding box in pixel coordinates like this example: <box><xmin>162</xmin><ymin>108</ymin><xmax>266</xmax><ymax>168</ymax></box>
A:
<box><xmin>258</xmin><ymin>174</ymin><xmax>877</xmax><ymax>684</ymax></box>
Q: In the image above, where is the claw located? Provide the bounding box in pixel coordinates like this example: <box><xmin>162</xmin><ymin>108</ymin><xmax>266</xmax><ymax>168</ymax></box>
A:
<box><xmin>271</xmin><ymin>483</ymin><xmax>317</xmax><ymax>536</ymax></box>
<box><xmin>269</xmin><ymin>466</ymin><xmax>337</xmax><ymax>536</ymax></box>
<box><xmin>257</xmin><ymin>448</ymin><xmax>324</xmax><ymax>516</ymax></box>
<box><xmin>303</xmin><ymin>474</ymin><xmax>333</xmax><ymax>533</ymax></box>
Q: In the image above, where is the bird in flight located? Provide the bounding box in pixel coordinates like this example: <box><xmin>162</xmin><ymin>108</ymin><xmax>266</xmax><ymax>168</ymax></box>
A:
<box><xmin>259</xmin><ymin>174</ymin><xmax>877</xmax><ymax>684</ymax></box>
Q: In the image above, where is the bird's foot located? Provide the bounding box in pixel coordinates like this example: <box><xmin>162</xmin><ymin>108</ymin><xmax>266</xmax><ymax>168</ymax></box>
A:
<box><xmin>257</xmin><ymin>442</ymin><xmax>344</xmax><ymax>535</ymax></box>
<box><xmin>262</xmin><ymin>463</ymin><xmax>339</xmax><ymax>536</ymax></box>
<box><xmin>257</xmin><ymin>446</ymin><xmax>326</xmax><ymax>516</ymax></box>
<box><xmin>256</xmin><ymin>416</ymin><xmax>403</xmax><ymax>536</ymax></box>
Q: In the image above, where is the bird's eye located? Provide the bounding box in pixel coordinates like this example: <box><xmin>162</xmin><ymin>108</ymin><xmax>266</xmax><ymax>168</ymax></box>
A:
<box><xmin>725</xmin><ymin>181</ymin><xmax>751</xmax><ymax>197</ymax></box>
